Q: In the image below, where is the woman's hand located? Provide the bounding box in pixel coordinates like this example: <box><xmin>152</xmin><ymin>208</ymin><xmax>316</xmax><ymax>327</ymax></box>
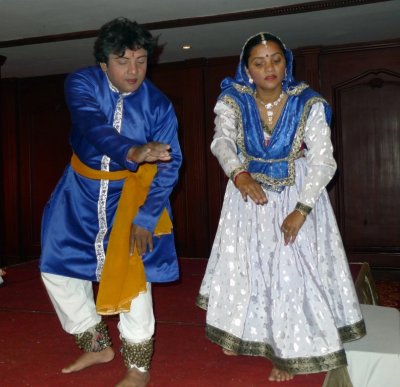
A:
<box><xmin>280</xmin><ymin>210</ymin><xmax>306</xmax><ymax>245</ymax></box>
<box><xmin>127</xmin><ymin>142</ymin><xmax>171</xmax><ymax>164</ymax></box>
<box><xmin>235</xmin><ymin>173</ymin><xmax>268</xmax><ymax>205</ymax></box>
<box><xmin>130</xmin><ymin>224</ymin><xmax>153</xmax><ymax>256</ymax></box>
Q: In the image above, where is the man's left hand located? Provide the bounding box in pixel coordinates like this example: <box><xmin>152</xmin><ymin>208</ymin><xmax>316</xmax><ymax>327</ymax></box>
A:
<box><xmin>127</xmin><ymin>142</ymin><xmax>171</xmax><ymax>164</ymax></box>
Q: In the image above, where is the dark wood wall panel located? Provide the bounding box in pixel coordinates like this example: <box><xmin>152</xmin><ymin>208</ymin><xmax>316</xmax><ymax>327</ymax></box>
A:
<box><xmin>203</xmin><ymin>57</ymin><xmax>237</xmax><ymax>244</ymax></box>
<box><xmin>292</xmin><ymin>47</ymin><xmax>322</xmax><ymax>92</ymax></box>
<box><xmin>179</xmin><ymin>61</ymin><xmax>209</xmax><ymax>257</ymax></box>
<box><xmin>149</xmin><ymin>60</ymin><xmax>210</xmax><ymax>257</ymax></box>
<box><xmin>339</xmin><ymin>72</ymin><xmax>400</xmax><ymax>247</ymax></box>
<box><xmin>17</xmin><ymin>75</ymin><xmax>71</xmax><ymax>259</ymax></box>
<box><xmin>320</xmin><ymin>43</ymin><xmax>400</xmax><ymax>267</ymax></box>
<box><xmin>147</xmin><ymin>63</ymin><xmax>187</xmax><ymax>257</ymax></box>
<box><xmin>0</xmin><ymin>80</ymin><xmax>20</xmax><ymax>264</ymax></box>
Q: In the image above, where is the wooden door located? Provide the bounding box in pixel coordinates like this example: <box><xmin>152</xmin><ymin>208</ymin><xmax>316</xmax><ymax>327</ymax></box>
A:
<box><xmin>320</xmin><ymin>42</ymin><xmax>400</xmax><ymax>267</ymax></box>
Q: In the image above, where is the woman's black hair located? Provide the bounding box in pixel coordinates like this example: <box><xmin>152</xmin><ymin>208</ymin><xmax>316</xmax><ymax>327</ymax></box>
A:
<box><xmin>94</xmin><ymin>17</ymin><xmax>157</xmax><ymax>63</ymax></box>
<box><xmin>242</xmin><ymin>33</ymin><xmax>286</xmax><ymax>67</ymax></box>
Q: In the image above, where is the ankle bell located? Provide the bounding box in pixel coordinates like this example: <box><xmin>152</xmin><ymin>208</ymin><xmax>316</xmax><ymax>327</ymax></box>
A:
<box><xmin>74</xmin><ymin>320</ymin><xmax>112</xmax><ymax>352</ymax></box>
<box><xmin>121</xmin><ymin>337</ymin><xmax>154</xmax><ymax>371</ymax></box>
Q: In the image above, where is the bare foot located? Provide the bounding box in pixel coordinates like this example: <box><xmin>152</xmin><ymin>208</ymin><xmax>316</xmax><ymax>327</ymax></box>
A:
<box><xmin>115</xmin><ymin>368</ymin><xmax>150</xmax><ymax>387</ymax></box>
<box><xmin>61</xmin><ymin>346</ymin><xmax>115</xmax><ymax>373</ymax></box>
<box><xmin>222</xmin><ymin>348</ymin><xmax>238</xmax><ymax>356</ymax></box>
<box><xmin>268</xmin><ymin>366</ymin><xmax>294</xmax><ymax>382</ymax></box>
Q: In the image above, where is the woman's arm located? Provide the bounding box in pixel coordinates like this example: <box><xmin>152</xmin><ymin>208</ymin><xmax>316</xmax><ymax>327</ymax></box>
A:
<box><xmin>211</xmin><ymin>100</ymin><xmax>267</xmax><ymax>205</ymax></box>
<box><xmin>298</xmin><ymin>102</ymin><xmax>337</xmax><ymax>208</ymax></box>
<box><xmin>210</xmin><ymin>100</ymin><xmax>244</xmax><ymax>178</ymax></box>
<box><xmin>281</xmin><ymin>102</ymin><xmax>337</xmax><ymax>245</ymax></box>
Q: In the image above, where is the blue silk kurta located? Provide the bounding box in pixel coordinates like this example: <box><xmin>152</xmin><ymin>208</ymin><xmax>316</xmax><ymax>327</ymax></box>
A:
<box><xmin>40</xmin><ymin>66</ymin><xmax>182</xmax><ymax>283</ymax></box>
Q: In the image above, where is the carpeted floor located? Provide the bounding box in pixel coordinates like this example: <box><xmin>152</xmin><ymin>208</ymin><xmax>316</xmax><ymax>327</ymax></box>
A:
<box><xmin>374</xmin><ymin>280</ymin><xmax>400</xmax><ymax>309</ymax></box>
<box><xmin>0</xmin><ymin>258</ymin><xmax>398</xmax><ymax>386</ymax></box>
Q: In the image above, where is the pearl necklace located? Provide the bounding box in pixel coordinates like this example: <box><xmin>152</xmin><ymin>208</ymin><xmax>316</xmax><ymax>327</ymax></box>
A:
<box><xmin>256</xmin><ymin>91</ymin><xmax>285</xmax><ymax>125</ymax></box>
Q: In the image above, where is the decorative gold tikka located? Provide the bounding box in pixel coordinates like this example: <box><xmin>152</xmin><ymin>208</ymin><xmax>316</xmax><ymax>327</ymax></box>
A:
<box><xmin>260</xmin><ymin>33</ymin><xmax>267</xmax><ymax>46</ymax></box>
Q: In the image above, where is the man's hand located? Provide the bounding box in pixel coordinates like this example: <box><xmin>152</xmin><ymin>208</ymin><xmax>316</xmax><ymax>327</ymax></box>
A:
<box><xmin>127</xmin><ymin>142</ymin><xmax>171</xmax><ymax>163</ymax></box>
<box><xmin>235</xmin><ymin>173</ymin><xmax>268</xmax><ymax>205</ymax></box>
<box><xmin>130</xmin><ymin>224</ymin><xmax>153</xmax><ymax>256</ymax></box>
<box><xmin>280</xmin><ymin>210</ymin><xmax>306</xmax><ymax>245</ymax></box>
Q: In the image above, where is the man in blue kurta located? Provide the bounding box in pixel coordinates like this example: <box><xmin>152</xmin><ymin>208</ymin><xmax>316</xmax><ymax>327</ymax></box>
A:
<box><xmin>39</xmin><ymin>17</ymin><xmax>182</xmax><ymax>387</ymax></box>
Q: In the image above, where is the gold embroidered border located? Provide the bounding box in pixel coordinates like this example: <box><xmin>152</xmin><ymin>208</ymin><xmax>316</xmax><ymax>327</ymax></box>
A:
<box><xmin>195</xmin><ymin>294</ymin><xmax>208</xmax><ymax>310</ymax></box>
<box><xmin>220</xmin><ymin>93</ymin><xmax>328</xmax><ymax>192</ymax></box>
<box><xmin>220</xmin><ymin>94</ymin><xmax>246</xmax><ymax>153</ymax></box>
<box><xmin>206</xmin><ymin>324</ymin><xmax>347</xmax><ymax>374</ymax></box>
<box><xmin>295</xmin><ymin>202</ymin><xmax>313</xmax><ymax>216</ymax></box>
<box><xmin>338</xmin><ymin>319</ymin><xmax>366</xmax><ymax>342</ymax></box>
<box><xmin>232</xmin><ymin>83</ymin><xmax>253</xmax><ymax>95</ymax></box>
<box><xmin>197</xmin><ymin>294</ymin><xmax>366</xmax><ymax>372</ymax></box>
<box><xmin>231</xmin><ymin>82</ymin><xmax>310</xmax><ymax>97</ymax></box>
<box><xmin>286</xmin><ymin>83</ymin><xmax>309</xmax><ymax>96</ymax></box>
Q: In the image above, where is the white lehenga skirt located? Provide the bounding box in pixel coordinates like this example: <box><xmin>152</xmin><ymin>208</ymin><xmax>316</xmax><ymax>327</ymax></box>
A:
<box><xmin>197</xmin><ymin>158</ymin><xmax>366</xmax><ymax>374</ymax></box>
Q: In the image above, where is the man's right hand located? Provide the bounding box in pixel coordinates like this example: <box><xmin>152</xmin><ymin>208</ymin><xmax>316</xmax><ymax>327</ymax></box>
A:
<box><xmin>127</xmin><ymin>142</ymin><xmax>171</xmax><ymax>163</ymax></box>
<box><xmin>130</xmin><ymin>224</ymin><xmax>153</xmax><ymax>257</ymax></box>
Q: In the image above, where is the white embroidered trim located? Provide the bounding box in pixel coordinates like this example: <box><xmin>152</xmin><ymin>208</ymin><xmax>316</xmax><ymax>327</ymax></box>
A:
<box><xmin>94</xmin><ymin>92</ymin><xmax>125</xmax><ymax>280</ymax></box>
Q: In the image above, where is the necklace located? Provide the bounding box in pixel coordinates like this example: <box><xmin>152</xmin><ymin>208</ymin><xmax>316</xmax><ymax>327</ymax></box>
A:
<box><xmin>256</xmin><ymin>91</ymin><xmax>285</xmax><ymax>125</ymax></box>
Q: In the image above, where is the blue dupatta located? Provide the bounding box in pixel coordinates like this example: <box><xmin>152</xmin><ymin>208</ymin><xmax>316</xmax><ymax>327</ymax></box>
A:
<box><xmin>219</xmin><ymin>33</ymin><xmax>331</xmax><ymax>192</ymax></box>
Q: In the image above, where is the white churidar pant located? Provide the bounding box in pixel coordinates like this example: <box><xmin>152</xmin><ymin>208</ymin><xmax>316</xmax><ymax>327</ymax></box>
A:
<box><xmin>41</xmin><ymin>272</ymin><xmax>155</xmax><ymax>343</ymax></box>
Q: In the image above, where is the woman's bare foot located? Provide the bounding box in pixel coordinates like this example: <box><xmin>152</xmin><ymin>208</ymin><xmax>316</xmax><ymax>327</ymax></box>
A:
<box><xmin>115</xmin><ymin>368</ymin><xmax>150</xmax><ymax>387</ymax></box>
<box><xmin>268</xmin><ymin>366</ymin><xmax>294</xmax><ymax>382</ymax></box>
<box><xmin>61</xmin><ymin>346</ymin><xmax>115</xmax><ymax>373</ymax></box>
<box><xmin>222</xmin><ymin>348</ymin><xmax>238</xmax><ymax>356</ymax></box>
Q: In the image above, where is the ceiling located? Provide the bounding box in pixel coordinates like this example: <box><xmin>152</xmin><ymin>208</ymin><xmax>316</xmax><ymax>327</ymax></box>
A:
<box><xmin>0</xmin><ymin>0</ymin><xmax>399</xmax><ymax>79</ymax></box>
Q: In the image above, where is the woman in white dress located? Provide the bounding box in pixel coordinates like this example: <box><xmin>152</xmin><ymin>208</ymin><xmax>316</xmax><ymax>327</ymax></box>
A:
<box><xmin>196</xmin><ymin>32</ymin><xmax>366</xmax><ymax>382</ymax></box>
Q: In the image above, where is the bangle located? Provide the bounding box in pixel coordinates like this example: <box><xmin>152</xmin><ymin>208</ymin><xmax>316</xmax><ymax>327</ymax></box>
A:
<box><xmin>230</xmin><ymin>167</ymin><xmax>245</xmax><ymax>181</ymax></box>
<box><xmin>295</xmin><ymin>202</ymin><xmax>312</xmax><ymax>218</ymax></box>
<box><xmin>233</xmin><ymin>170</ymin><xmax>250</xmax><ymax>185</ymax></box>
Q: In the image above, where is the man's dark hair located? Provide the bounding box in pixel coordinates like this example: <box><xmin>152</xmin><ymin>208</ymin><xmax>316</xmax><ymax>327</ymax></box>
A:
<box><xmin>94</xmin><ymin>17</ymin><xmax>157</xmax><ymax>63</ymax></box>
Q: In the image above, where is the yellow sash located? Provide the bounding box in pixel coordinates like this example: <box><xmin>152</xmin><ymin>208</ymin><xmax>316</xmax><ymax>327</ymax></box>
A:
<box><xmin>70</xmin><ymin>154</ymin><xmax>172</xmax><ymax>315</ymax></box>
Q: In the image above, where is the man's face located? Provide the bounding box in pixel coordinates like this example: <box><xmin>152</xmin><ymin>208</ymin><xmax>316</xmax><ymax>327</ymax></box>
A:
<box><xmin>100</xmin><ymin>48</ymin><xmax>148</xmax><ymax>93</ymax></box>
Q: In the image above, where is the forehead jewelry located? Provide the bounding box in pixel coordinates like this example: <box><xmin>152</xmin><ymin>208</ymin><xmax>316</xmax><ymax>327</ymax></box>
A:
<box><xmin>260</xmin><ymin>33</ymin><xmax>268</xmax><ymax>46</ymax></box>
